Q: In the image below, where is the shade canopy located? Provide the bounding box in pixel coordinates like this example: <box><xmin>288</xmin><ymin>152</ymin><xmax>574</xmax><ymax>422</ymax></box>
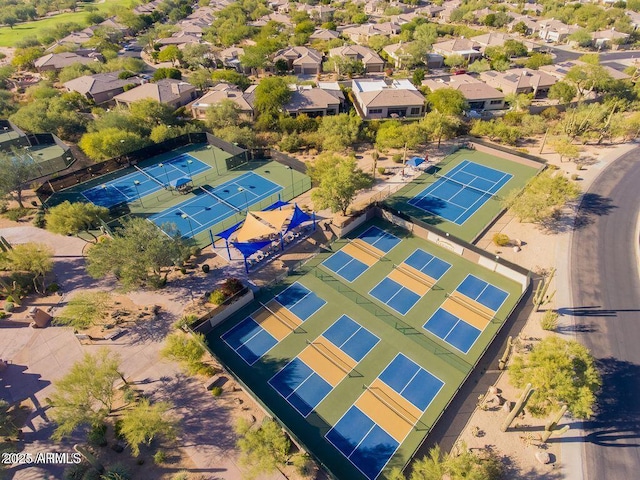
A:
<box><xmin>251</xmin><ymin>208</ymin><xmax>293</xmax><ymax>231</ymax></box>
<box><xmin>236</xmin><ymin>213</ymin><xmax>278</xmax><ymax>242</ymax></box>
<box><xmin>233</xmin><ymin>240</ymin><xmax>272</xmax><ymax>257</ymax></box>
<box><xmin>169</xmin><ymin>176</ymin><xmax>191</xmax><ymax>188</ymax></box>
<box><xmin>407</xmin><ymin>157</ymin><xmax>424</xmax><ymax>167</ymax></box>
<box><xmin>286</xmin><ymin>205</ymin><xmax>311</xmax><ymax>233</ymax></box>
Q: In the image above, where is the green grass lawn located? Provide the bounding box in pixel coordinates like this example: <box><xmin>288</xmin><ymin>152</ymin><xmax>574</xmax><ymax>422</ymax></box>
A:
<box><xmin>0</xmin><ymin>0</ymin><xmax>134</xmax><ymax>47</ymax></box>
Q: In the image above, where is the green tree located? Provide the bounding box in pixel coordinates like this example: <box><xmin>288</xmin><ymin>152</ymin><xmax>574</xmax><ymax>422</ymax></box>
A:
<box><xmin>79</xmin><ymin>128</ymin><xmax>150</xmax><ymax>161</ymax></box>
<box><xmin>549</xmin><ymin>81</ymin><xmax>577</xmax><ymax>104</ymax></box>
<box><xmin>236</xmin><ymin>418</ymin><xmax>290</xmax><ymax>479</ymax></box>
<box><xmin>10</xmin><ymin>94</ymin><xmax>88</xmax><ymax>141</ymax></box>
<box><xmin>503</xmin><ymin>170</ymin><xmax>581</xmax><ymax>223</ymax></box>
<box><xmin>422</xmin><ymin>111</ymin><xmax>461</xmax><ymax>148</ymax></box>
<box><xmin>3</xmin><ymin>243</ymin><xmax>53</xmax><ymax>294</ymax></box>
<box><xmin>467</xmin><ymin>59</ymin><xmax>491</xmax><ymax>74</ymax></box>
<box><xmin>565</xmin><ymin>63</ymin><xmax>613</xmax><ymax>99</ymax></box>
<box><xmin>569</xmin><ymin>29</ymin><xmax>593</xmax><ymax>48</ymax></box>
<box><xmin>308</xmin><ymin>154</ymin><xmax>373</xmax><ymax>215</ymax></box>
<box><xmin>157</xmin><ymin>45</ymin><xmax>182</xmax><ymax>65</ymax></box>
<box><xmin>129</xmin><ymin>99</ymin><xmax>178</xmax><ymax>128</ymax></box>
<box><xmin>0</xmin><ymin>149</ymin><xmax>39</xmax><ymax>207</ymax></box>
<box><xmin>317</xmin><ymin>113</ymin><xmax>362</xmax><ymax>151</ymax></box>
<box><xmin>254</xmin><ymin>77</ymin><xmax>291</xmax><ymax>128</ymax></box>
<box><xmin>161</xmin><ymin>331</ymin><xmax>212</xmax><ymax>375</ymax></box>
<box><xmin>375</xmin><ymin>121</ymin><xmax>426</xmax><ymax>161</ymax></box>
<box><xmin>427</xmin><ymin>88</ymin><xmax>467</xmax><ymax>116</ymax></box>
<box><xmin>45</xmin><ymin>201</ymin><xmax>109</xmax><ymax>242</ymax></box>
<box><xmin>412</xmin><ymin>68</ymin><xmax>425</xmax><ymax>87</ymax></box>
<box><xmin>524</xmin><ymin>53</ymin><xmax>553</xmax><ymax>70</ymax></box>
<box><xmin>510</xmin><ymin>337</ymin><xmax>601</xmax><ymax>419</ymax></box>
<box><xmin>211</xmin><ymin>70</ymin><xmax>250</xmax><ymax>91</ymax></box>
<box><xmin>55</xmin><ymin>291</ymin><xmax>112</xmax><ymax>330</ymax></box>
<box><xmin>505</xmin><ymin>92</ymin><xmax>533</xmax><ymax>112</ymax></box>
<box><xmin>444</xmin><ymin>54</ymin><xmax>466</xmax><ymax>69</ymax></box>
<box><xmin>86</xmin><ymin>217</ymin><xmax>190</xmax><ymax>290</ymax></box>
<box><xmin>119</xmin><ymin>399</ymin><xmax>178</xmax><ymax>456</ymax></box>
<box><xmin>152</xmin><ymin>67</ymin><xmax>182</xmax><ymax>81</ymax></box>
<box><xmin>205</xmin><ymin>99</ymin><xmax>243</xmax><ymax>130</ymax></box>
<box><xmin>49</xmin><ymin>349</ymin><xmax>123</xmax><ymax>440</ymax></box>
<box><xmin>551</xmin><ymin>136</ymin><xmax>581</xmax><ymax>162</ymax></box>
<box><xmin>11</xmin><ymin>46</ymin><xmax>44</xmax><ymax>70</ymax></box>
<box><xmin>213</xmin><ymin>125</ymin><xmax>257</xmax><ymax>148</ymax></box>
<box><xmin>188</xmin><ymin>69</ymin><xmax>214</xmax><ymax>90</ymax></box>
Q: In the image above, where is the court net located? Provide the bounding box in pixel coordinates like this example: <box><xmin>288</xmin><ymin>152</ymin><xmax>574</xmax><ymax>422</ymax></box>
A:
<box><xmin>446</xmin><ymin>292</ymin><xmax>494</xmax><ymax>321</ymax></box>
<box><xmin>364</xmin><ymin>384</ymin><xmax>419</xmax><ymax>427</ymax></box>
<box><xmin>433</xmin><ymin>172</ymin><xmax>501</xmax><ymax>199</ymax></box>
<box><xmin>134</xmin><ymin>165</ymin><xmax>168</xmax><ymax>189</ymax></box>
<box><xmin>260</xmin><ymin>301</ymin><xmax>299</xmax><ymax>331</ymax></box>
<box><xmin>306</xmin><ymin>340</ymin><xmax>352</xmax><ymax>374</ymax></box>
<box><xmin>350</xmin><ymin>239</ymin><xmax>384</xmax><ymax>260</ymax></box>
<box><xmin>395</xmin><ymin>263</ymin><xmax>434</xmax><ymax>289</ymax></box>
<box><xmin>200</xmin><ymin>186</ymin><xmax>241</xmax><ymax>213</ymax></box>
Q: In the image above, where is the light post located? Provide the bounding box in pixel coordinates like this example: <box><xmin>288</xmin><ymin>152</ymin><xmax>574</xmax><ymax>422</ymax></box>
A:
<box><xmin>3</xmin><ymin>126</ymin><xmax>12</xmax><ymax>141</ymax></box>
<box><xmin>206</xmin><ymin>145</ymin><xmax>220</xmax><ymax>176</ymax></box>
<box><xmin>286</xmin><ymin>165</ymin><xmax>294</xmax><ymax>197</ymax></box>
<box><xmin>133</xmin><ymin>180</ymin><xmax>143</xmax><ymax>206</ymax></box>
<box><xmin>186</xmin><ymin>159</ymin><xmax>193</xmax><ymax>178</ymax></box>
<box><xmin>158</xmin><ymin>163</ymin><xmax>171</xmax><ymax>185</ymax></box>
<box><xmin>238</xmin><ymin>187</ymin><xmax>248</xmax><ymax>212</ymax></box>
<box><xmin>181</xmin><ymin>213</ymin><xmax>194</xmax><ymax>238</ymax></box>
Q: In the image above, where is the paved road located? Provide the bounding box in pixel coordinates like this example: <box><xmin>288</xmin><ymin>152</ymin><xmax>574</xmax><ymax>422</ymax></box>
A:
<box><xmin>568</xmin><ymin>147</ymin><xmax>640</xmax><ymax>479</ymax></box>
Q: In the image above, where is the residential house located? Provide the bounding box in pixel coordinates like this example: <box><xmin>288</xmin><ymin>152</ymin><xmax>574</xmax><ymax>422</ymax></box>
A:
<box><xmin>538</xmin><ymin>19</ymin><xmax>579</xmax><ymax>43</ymax></box>
<box><xmin>98</xmin><ymin>17</ymin><xmax>130</xmax><ymax>33</ymax></box>
<box><xmin>507</xmin><ymin>14</ymin><xmax>541</xmax><ymax>36</ymax></box>
<box><xmin>217</xmin><ymin>47</ymin><xmax>247</xmax><ymax>72</ymax></box>
<box><xmin>415</xmin><ymin>4</ymin><xmax>446</xmax><ymax>18</ymax></box>
<box><xmin>273</xmin><ymin>47</ymin><xmax>323</xmax><ymax>75</ymax></box>
<box><xmin>113</xmin><ymin>79</ymin><xmax>198</xmax><ymax>108</ymax></box>
<box><xmin>250</xmin><ymin>13</ymin><xmax>293</xmax><ymax>27</ymax></box>
<box><xmin>284</xmin><ymin>86</ymin><xmax>341</xmax><ymax>117</ymax></box>
<box><xmin>364</xmin><ymin>0</ymin><xmax>406</xmax><ymax>16</ymax></box>
<box><xmin>133</xmin><ymin>0</ymin><xmax>162</xmax><ymax>15</ymax></box>
<box><xmin>190</xmin><ymin>84</ymin><xmax>254</xmax><ymax>119</ymax></box>
<box><xmin>423</xmin><ymin>74</ymin><xmax>505</xmax><ymax>111</ymax></box>
<box><xmin>318</xmin><ymin>81</ymin><xmax>346</xmax><ymax>109</ymax></box>
<box><xmin>329</xmin><ymin>45</ymin><xmax>384</xmax><ymax>73</ymax></box>
<box><xmin>310</xmin><ymin>28</ymin><xmax>340</xmax><ymax>41</ymax></box>
<box><xmin>472</xmin><ymin>32</ymin><xmax>541</xmax><ymax>54</ymax></box>
<box><xmin>591</xmin><ymin>29</ymin><xmax>630</xmax><ymax>49</ymax></box>
<box><xmin>34</xmin><ymin>52</ymin><xmax>102</xmax><ymax>72</ymax></box>
<box><xmin>626</xmin><ymin>11</ymin><xmax>640</xmax><ymax>31</ymax></box>
<box><xmin>157</xmin><ymin>32</ymin><xmax>202</xmax><ymax>48</ymax></box>
<box><xmin>64</xmin><ymin>71</ymin><xmax>143</xmax><ymax>104</ymax></box>
<box><xmin>384</xmin><ymin>42</ymin><xmax>444</xmax><ymax>69</ymax></box>
<box><xmin>541</xmin><ymin>61</ymin><xmax>631</xmax><ymax>81</ymax></box>
<box><xmin>297</xmin><ymin>4</ymin><xmax>336</xmax><ymax>22</ymax></box>
<box><xmin>432</xmin><ymin>38</ymin><xmax>482</xmax><ymax>63</ymax></box>
<box><xmin>439</xmin><ymin>0</ymin><xmax>462</xmax><ymax>22</ymax></box>
<box><xmin>341</xmin><ymin>23</ymin><xmax>401</xmax><ymax>44</ymax></box>
<box><xmin>480</xmin><ymin>68</ymin><xmax>557</xmax><ymax>98</ymax></box>
<box><xmin>351</xmin><ymin>79</ymin><xmax>425</xmax><ymax>119</ymax></box>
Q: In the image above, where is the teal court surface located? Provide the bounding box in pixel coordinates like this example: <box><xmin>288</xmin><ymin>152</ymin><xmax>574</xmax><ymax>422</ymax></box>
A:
<box><xmin>207</xmin><ymin>217</ymin><xmax>526</xmax><ymax>479</ymax></box>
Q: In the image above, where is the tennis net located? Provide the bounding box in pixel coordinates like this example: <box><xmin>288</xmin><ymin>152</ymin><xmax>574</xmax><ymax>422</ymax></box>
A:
<box><xmin>395</xmin><ymin>263</ymin><xmax>434</xmax><ymax>289</ymax></box>
<box><xmin>260</xmin><ymin>301</ymin><xmax>298</xmax><ymax>331</ymax></box>
<box><xmin>306</xmin><ymin>340</ymin><xmax>352</xmax><ymax>374</ymax></box>
<box><xmin>433</xmin><ymin>172</ymin><xmax>500</xmax><ymax>199</ymax></box>
<box><xmin>446</xmin><ymin>292</ymin><xmax>494</xmax><ymax>321</ymax></box>
<box><xmin>364</xmin><ymin>384</ymin><xmax>419</xmax><ymax>427</ymax></box>
<box><xmin>200</xmin><ymin>186</ymin><xmax>241</xmax><ymax>213</ymax></box>
<box><xmin>134</xmin><ymin>165</ymin><xmax>168</xmax><ymax>189</ymax></box>
<box><xmin>350</xmin><ymin>238</ymin><xmax>384</xmax><ymax>260</ymax></box>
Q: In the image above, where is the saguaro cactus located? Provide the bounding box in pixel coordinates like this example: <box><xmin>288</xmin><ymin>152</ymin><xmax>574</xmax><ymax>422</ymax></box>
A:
<box><xmin>501</xmin><ymin>383</ymin><xmax>534</xmax><ymax>432</ymax></box>
<box><xmin>533</xmin><ymin>268</ymin><xmax>556</xmax><ymax>312</ymax></box>
<box><xmin>498</xmin><ymin>336</ymin><xmax>513</xmax><ymax>370</ymax></box>
<box><xmin>541</xmin><ymin>405</ymin><xmax>570</xmax><ymax>443</ymax></box>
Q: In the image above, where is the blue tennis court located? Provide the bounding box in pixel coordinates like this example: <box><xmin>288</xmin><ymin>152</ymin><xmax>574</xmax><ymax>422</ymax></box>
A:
<box><xmin>408</xmin><ymin>160</ymin><xmax>513</xmax><ymax>225</ymax></box>
<box><xmin>423</xmin><ymin>308</ymin><xmax>481</xmax><ymax>354</ymax></box>
<box><xmin>323</xmin><ymin>315</ymin><xmax>379</xmax><ymax>362</ymax></box>
<box><xmin>359</xmin><ymin>226</ymin><xmax>401</xmax><ymax>252</ymax></box>
<box><xmin>221</xmin><ymin>316</ymin><xmax>277</xmax><ymax>365</ymax></box>
<box><xmin>82</xmin><ymin>154</ymin><xmax>209</xmax><ymax>208</ymax></box>
<box><xmin>326</xmin><ymin>354</ymin><xmax>443</xmax><ymax>480</ymax></box>
<box><xmin>321</xmin><ymin>250</ymin><xmax>368</xmax><ymax>282</ymax></box>
<box><xmin>370</xmin><ymin>277</ymin><xmax>420</xmax><ymax>315</ymax></box>
<box><xmin>275</xmin><ymin>282</ymin><xmax>326</xmax><ymax>321</ymax></box>
<box><xmin>150</xmin><ymin>172</ymin><xmax>282</xmax><ymax>238</ymax></box>
<box><xmin>457</xmin><ymin>274</ymin><xmax>509</xmax><ymax>311</ymax></box>
<box><xmin>404</xmin><ymin>249</ymin><xmax>451</xmax><ymax>280</ymax></box>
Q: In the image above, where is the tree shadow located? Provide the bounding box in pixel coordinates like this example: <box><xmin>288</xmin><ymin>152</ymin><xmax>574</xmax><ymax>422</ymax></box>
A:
<box><xmin>573</xmin><ymin>193</ymin><xmax>616</xmax><ymax>230</ymax></box>
<box><xmin>557</xmin><ymin>305</ymin><xmax>640</xmax><ymax>317</ymax></box>
<box><xmin>501</xmin><ymin>453</ymin><xmax>563</xmax><ymax>480</ymax></box>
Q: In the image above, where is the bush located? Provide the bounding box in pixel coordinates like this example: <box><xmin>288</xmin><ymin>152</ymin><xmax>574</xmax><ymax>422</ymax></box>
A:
<box><xmin>292</xmin><ymin>453</ymin><xmax>314</xmax><ymax>477</ymax></box>
<box><xmin>63</xmin><ymin>463</ymin><xmax>89</xmax><ymax>480</ymax></box>
<box><xmin>47</xmin><ymin>282</ymin><xmax>60</xmax><ymax>293</ymax></box>
<box><xmin>492</xmin><ymin>233</ymin><xmax>510</xmax><ymax>247</ymax></box>
<box><xmin>201</xmin><ymin>264</ymin><xmax>210</xmax><ymax>274</ymax></box>
<box><xmin>33</xmin><ymin>211</ymin><xmax>46</xmax><ymax>228</ymax></box>
<box><xmin>4</xmin><ymin>207</ymin><xmax>32</xmax><ymax>221</ymax></box>
<box><xmin>171</xmin><ymin>472</ymin><xmax>190</xmax><ymax>480</ymax></box>
<box><xmin>392</xmin><ymin>153</ymin><xmax>403</xmax><ymax>163</ymax></box>
<box><xmin>88</xmin><ymin>423</ymin><xmax>107</xmax><ymax>447</ymax></box>
<box><xmin>113</xmin><ymin>419</ymin><xmax>125</xmax><ymax>440</ymax></box>
<box><xmin>4</xmin><ymin>302</ymin><xmax>14</xmax><ymax>313</ymax></box>
<box><xmin>102</xmin><ymin>463</ymin><xmax>130</xmax><ymax>480</ymax></box>
<box><xmin>208</xmin><ymin>290</ymin><xmax>226</xmax><ymax>305</ymax></box>
<box><xmin>0</xmin><ymin>200</ymin><xmax>8</xmax><ymax>214</ymax></box>
<box><xmin>211</xmin><ymin>386</ymin><xmax>223</xmax><ymax>397</ymax></box>
<box><xmin>0</xmin><ymin>311</ymin><xmax>7</xmax><ymax>319</ymax></box>
<box><xmin>153</xmin><ymin>450</ymin><xmax>167</xmax><ymax>464</ymax></box>
<box><xmin>180</xmin><ymin>267</ymin><xmax>187</xmax><ymax>275</ymax></box>
<box><xmin>220</xmin><ymin>278</ymin><xmax>244</xmax><ymax>297</ymax></box>
<box><xmin>541</xmin><ymin>310</ymin><xmax>559</xmax><ymax>331</ymax></box>
<box><xmin>377</xmin><ymin>167</ymin><xmax>386</xmax><ymax>175</ymax></box>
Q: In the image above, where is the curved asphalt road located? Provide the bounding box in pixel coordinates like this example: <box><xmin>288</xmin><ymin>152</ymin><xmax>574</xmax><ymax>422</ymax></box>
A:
<box><xmin>569</xmin><ymin>147</ymin><xmax>640</xmax><ymax>479</ymax></box>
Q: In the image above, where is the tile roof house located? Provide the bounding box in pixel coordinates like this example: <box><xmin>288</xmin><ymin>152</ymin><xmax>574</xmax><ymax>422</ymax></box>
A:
<box><xmin>63</xmin><ymin>71</ymin><xmax>142</xmax><ymax>104</ymax></box>
<box><xmin>297</xmin><ymin>4</ymin><xmax>336</xmax><ymax>22</ymax></box>
<box><xmin>384</xmin><ymin>43</ymin><xmax>444</xmax><ymax>69</ymax></box>
<box><xmin>480</xmin><ymin>68</ymin><xmax>557</xmax><ymax>98</ymax></box>
<box><xmin>273</xmin><ymin>46</ymin><xmax>323</xmax><ymax>75</ymax></box>
<box><xmin>540</xmin><ymin>60</ymin><xmax>631</xmax><ymax>81</ymax></box>
<box><xmin>341</xmin><ymin>22</ymin><xmax>401</xmax><ymax>44</ymax></box>
<box><xmin>538</xmin><ymin>19</ymin><xmax>579</xmax><ymax>43</ymax></box>
<box><xmin>591</xmin><ymin>28</ymin><xmax>630</xmax><ymax>48</ymax></box>
<box><xmin>309</xmin><ymin>28</ymin><xmax>340</xmax><ymax>41</ymax></box>
<box><xmin>626</xmin><ymin>11</ymin><xmax>640</xmax><ymax>31</ymax></box>
<box><xmin>284</xmin><ymin>86</ymin><xmax>341</xmax><ymax>117</ymax></box>
<box><xmin>329</xmin><ymin>45</ymin><xmax>384</xmax><ymax>73</ymax></box>
<box><xmin>34</xmin><ymin>52</ymin><xmax>102</xmax><ymax>72</ymax></box>
<box><xmin>507</xmin><ymin>14</ymin><xmax>541</xmax><ymax>36</ymax></box>
<box><xmin>423</xmin><ymin>74</ymin><xmax>505</xmax><ymax>111</ymax></box>
<box><xmin>157</xmin><ymin>32</ymin><xmax>202</xmax><ymax>47</ymax></box>
<box><xmin>113</xmin><ymin>79</ymin><xmax>198</xmax><ymax>108</ymax></box>
<box><xmin>217</xmin><ymin>46</ymin><xmax>247</xmax><ymax>72</ymax></box>
<box><xmin>190</xmin><ymin>83</ymin><xmax>254</xmax><ymax>119</ymax></box>
<box><xmin>351</xmin><ymin>79</ymin><xmax>425</xmax><ymax>119</ymax></box>
<box><xmin>432</xmin><ymin>38</ymin><xmax>482</xmax><ymax>63</ymax></box>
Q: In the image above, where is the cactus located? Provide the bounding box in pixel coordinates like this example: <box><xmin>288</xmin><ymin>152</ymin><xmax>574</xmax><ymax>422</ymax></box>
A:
<box><xmin>533</xmin><ymin>268</ymin><xmax>556</xmax><ymax>311</ymax></box>
<box><xmin>0</xmin><ymin>236</ymin><xmax>11</xmax><ymax>250</ymax></box>
<box><xmin>74</xmin><ymin>444</ymin><xmax>104</xmax><ymax>473</ymax></box>
<box><xmin>501</xmin><ymin>383</ymin><xmax>534</xmax><ymax>432</ymax></box>
<box><xmin>541</xmin><ymin>405</ymin><xmax>569</xmax><ymax>443</ymax></box>
<box><xmin>498</xmin><ymin>336</ymin><xmax>513</xmax><ymax>370</ymax></box>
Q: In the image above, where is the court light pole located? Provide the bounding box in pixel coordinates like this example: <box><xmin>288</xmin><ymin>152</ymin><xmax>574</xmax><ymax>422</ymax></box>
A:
<box><xmin>158</xmin><ymin>163</ymin><xmax>171</xmax><ymax>185</ymax></box>
<box><xmin>181</xmin><ymin>213</ymin><xmax>194</xmax><ymax>238</ymax></box>
<box><xmin>286</xmin><ymin>165</ymin><xmax>294</xmax><ymax>197</ymax></box>
<box><xmin>133</xmin><ymin>180</ymin><xmax>143</xmax><ymax>206</ymax></box>
<box><xmin>206</xmin><ymin>145</ymin><xmax>220</xmax><ymax>176</ymax></box>
<box><xmin>186</xmin><ymin>159</ymin><xmax>193</xmax><ymax>178</ymax></box>
<box><xmin>238</xmin><ymin>187</ymin><xmax>248</xmax><ymax>212</ymax></box>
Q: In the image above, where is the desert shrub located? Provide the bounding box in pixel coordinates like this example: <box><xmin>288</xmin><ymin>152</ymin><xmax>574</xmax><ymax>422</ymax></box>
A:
<box><xmin>211</xmin><ymin>386</ymin><xmax>223</xmax><ymax>397</ymax></box>
<box><xmin>47</xmin><ymin>282</ymin><xmax>60</xmax><ymax>293</ymax></box>
<box><xmin>0</xmin><ymin>200</ymin><xmax>7</xmax><ymax>213</ymax></box>
<box><xmin>208</xmin><ymin>290</ymin><xmax>226</xmax><ymax>305</ymax></box>
<box><xmin>541</xmin><ymin>310</ymin><xmax>559</xmax><ymax>331</ymax></box>
<box><xmin>33</xmin><ymin>211</ymin><xmax>46</xmax><ymax>228</ymax></box>
<box><xmin>4</xmin><ymin>302</ymin><xmax>14</xmax><ymax>312</ymax></box>
<box><xmin>63</xmin><ymin>463</ymin><xmax>89</xmax><ymax>480</ymax></box>
<box><xmin>571</xmin><ymin>174</ymin><xmax>579</xmax><ymax>180</ymax></box>
<box><xmin>220</xmin><ymin>278</ymin><xmax>244</xmax><ymax>297</ymax></box>
<box><xmin>161</xmin><ymin>332</ymin><xmax>215</xmax><ymax>376</ymax></box>
<box><xmin>0</xmin><ymin>312</ymin><xmax>7</xmax><ymax>319</ymax></box>
<box><xmin>101</xmin><ymin>463</ymin><xmax>130</xmax><ymax>480</ymax></box>
<box><xmin>392</xmin><ymin>153</ymin><xmax>402</xmax><ymax>163</ymax></box>
<box><xmin>4</xmin><ymin>207</ymin><xmax>31</xmax><ymax>221</ymax></box>
<box><xmin>492</xmin><ymin>233</ymin><xmax>510</xmax><ymax>247</ymax></box>
<box><xmin>153</xmin><ymin>450</ymin><xmax>167</xmax><ymax>464</ymax></box>
<box><xmin>292</xmin><ymin>453</ymin><xmax>314</xmax><ymax>477</ymax></box>
<box><xmin>171</xmin><ymin>472</ymin><xmax>190</xmax><ymax>480</ymax></box>
<box><xmin>201</xmin><ymin>264</ymin><xmax>210</xmax><ymax>273</ymax></box>
<box><xmin>54</xmin><ymin>291</ymin><xmax>111</xmax><ymax>329</ymax></box>
<box><xmin>88</xmin><ymin>423</ymin><xmax>107</xmax><ymax>447</ymax></box>
<box><xmin>377</xmin><ymin>167</ymin><xmax>386</xmax><ymax>175</ymax></box>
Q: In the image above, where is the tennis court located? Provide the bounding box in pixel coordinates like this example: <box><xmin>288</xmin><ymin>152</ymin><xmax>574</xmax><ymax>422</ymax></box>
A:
<box><xmin>326</xmin><ymin>354</ymin><xmax>444</xmax><ymax>480</ymax></box>
<box><xmin>268</xmin><ymin>315</ymin><xmax>379</xmax><ymax>417</ymax></box>
<box><xmin>221</xmin><ymin>282</ymin><xmax>326</xmax><ymax>365</ymax></box>
<box><xmin>82</xmin><ymin>154</ymin><xmax>209</xmax><ymax>208</ymax></box>
<box><xmin>321</xmin><ymin>226</ymin><xmax>401</xmax><ymax>282</ymax></box>
<box><xmin>423</xmin><ymin>274</ymin><xmax>509</xmax><ymax>354</ymax></box>
<box><xmin>207</xmin><ymin>218</ymin><xmax>524</xmax><ymax>480</ymax></box>
<box><xmin>369</xmin><ymin>249</ymin><xmax>451</xmax><ymax>315</ymax></box>
<box><xmin>408</xmin><ymin>160</ymin><xmax>512</xmax><ymax>225</ymax></box>
<box><xmin>150</xmin><ymin>172</ymin><xmax>282</xmax><ymax>238</ymax></box>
